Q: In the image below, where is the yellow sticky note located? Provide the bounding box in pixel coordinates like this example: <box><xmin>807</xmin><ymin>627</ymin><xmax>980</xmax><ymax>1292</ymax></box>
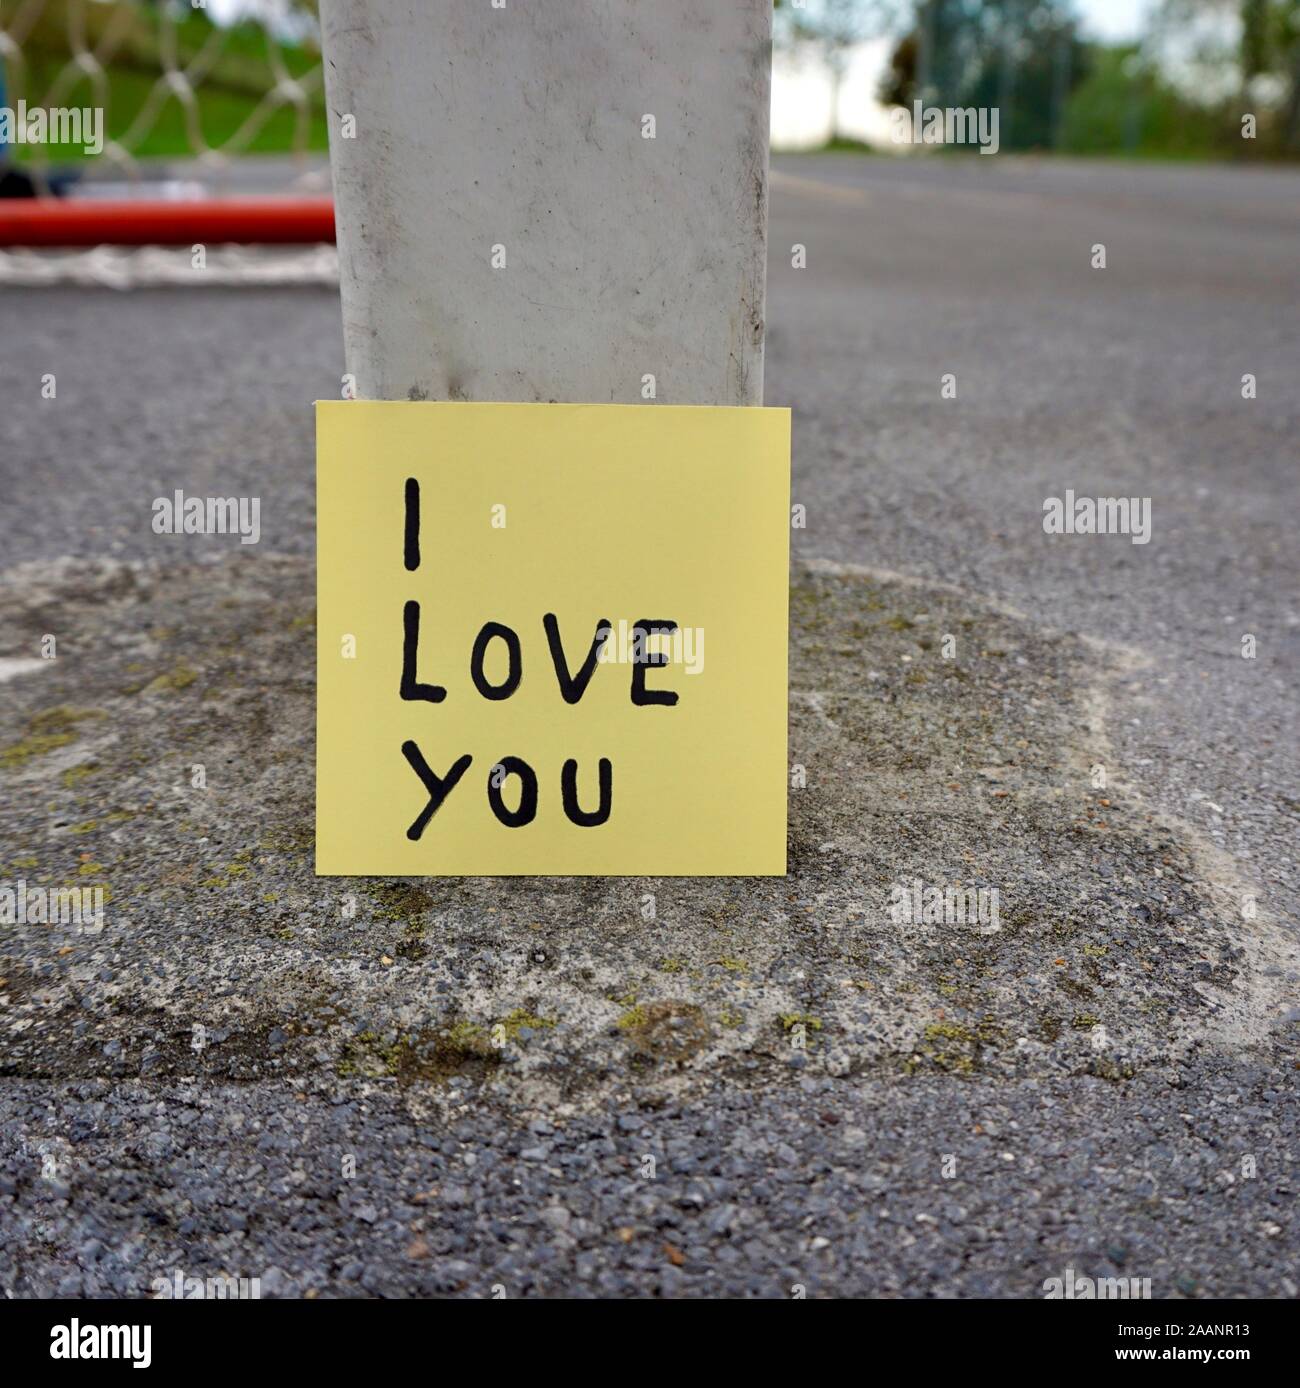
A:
<box><xmin>316</xmin><ymin>401</ymin><xmax>790</xmax><ymax>876</ymax></box>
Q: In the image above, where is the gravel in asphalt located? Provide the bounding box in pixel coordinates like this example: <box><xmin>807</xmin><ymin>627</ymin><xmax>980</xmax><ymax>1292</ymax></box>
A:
<box><xmin>0</xmin><ymin>155</ymin><xmax>1296</xmax><ymax>1297</ymax></box>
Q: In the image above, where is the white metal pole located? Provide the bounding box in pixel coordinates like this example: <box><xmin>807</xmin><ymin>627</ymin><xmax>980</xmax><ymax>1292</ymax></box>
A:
<box><xmin>320</xmin><ymin>0</ymin><xmax>771</xmax><ymax>407</ymax></box>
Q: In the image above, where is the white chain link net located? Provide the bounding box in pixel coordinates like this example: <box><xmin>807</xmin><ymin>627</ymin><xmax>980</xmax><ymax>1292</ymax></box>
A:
<box><xmin>0</xmin><ymin>1</ymin><xmax>331</xmax><ymax>282</ymax></box>
<box><xmin>0</xmin><ymin>240</ymin><xmax>337</xmax><ymax>285</ymax></box>
<box><xmin>0</xmin><ymin>0</ymin><xmax>324</xmax><ymax>190</ymax></box>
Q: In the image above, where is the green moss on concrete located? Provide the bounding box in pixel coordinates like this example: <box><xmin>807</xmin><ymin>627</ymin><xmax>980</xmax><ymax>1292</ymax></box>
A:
<box><xmin>142</xmin><ymin>665</ymin><xmax>197</xmax><ymax>694</ymax></box>
<box><xmin>618</xmin><ymin>1001</ymin><xmax>711</xmax><ymax>1063</ymax></box>
<box><xmin>2</xmin><ymin>706</ymin><xmax>104</xmax><ymax>770</ymax></box>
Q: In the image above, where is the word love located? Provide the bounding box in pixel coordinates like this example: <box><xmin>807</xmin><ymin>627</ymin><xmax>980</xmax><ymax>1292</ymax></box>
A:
<box><xmin>399</xmin><ymin>478</ymin><xmax>679</xmax><ymax>840</ymax></box>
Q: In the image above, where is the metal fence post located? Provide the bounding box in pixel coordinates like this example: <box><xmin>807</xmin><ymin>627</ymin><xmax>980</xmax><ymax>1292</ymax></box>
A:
<box><xmin>320</xmin><ymin>0</ymin><xmax>772</xmax><ymax>407</ymax></box>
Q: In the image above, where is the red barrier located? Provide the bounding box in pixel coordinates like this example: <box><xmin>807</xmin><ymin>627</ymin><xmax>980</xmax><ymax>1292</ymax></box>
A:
<box><xmin>0</xmin><ymin>198</ymin><xmax>336</xmax><ymax>247</ymax></box>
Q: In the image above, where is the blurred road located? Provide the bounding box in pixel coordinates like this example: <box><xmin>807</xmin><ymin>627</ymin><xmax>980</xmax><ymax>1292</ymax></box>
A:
<box><xmin>768</xmin><ymin>153</ymin><xmax>1299</xmax><ymax>917</ymax></box>
<box><xmin>0</xmin><ymin>155</ymin><xmax>1297</xmax><ymax>1298</ymax></box>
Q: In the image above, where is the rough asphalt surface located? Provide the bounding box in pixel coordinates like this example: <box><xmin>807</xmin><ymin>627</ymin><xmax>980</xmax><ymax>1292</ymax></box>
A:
<box><xmin>0</xmin><ymin>156</ymin><xmax>1297</xmax><ymax>1298</ymax></box>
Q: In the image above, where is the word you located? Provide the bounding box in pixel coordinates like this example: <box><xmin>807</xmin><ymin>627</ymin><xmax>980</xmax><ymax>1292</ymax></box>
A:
<box><xmin>891</xmin><ymin>102</ymin><xmax>1000</xmax><ymax>154</ymax></box>
<box><xmin>152</xmin><ymin>488</ymin><xmax>261</xmax><ymax>545</ymax></box>
<box><xmin>0</xmin><ymin>101</ymin><xmax>103</xmax><ymax>155</ymax></box>
<box><xmin>401</xmin><ymin>478</ymin><xmax>679</xmax><ymax>838</ymax></box>
<box><xmin>1043</xmin><ymin>490</ymin><xmax>1151</xmax><ymax>545</ymax></box>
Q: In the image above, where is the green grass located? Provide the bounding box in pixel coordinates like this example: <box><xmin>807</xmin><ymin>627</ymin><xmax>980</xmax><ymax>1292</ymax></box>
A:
<box><xmin>8</xmin><ymin>5</ymin><xmax>328</xmax><ymax>164</ymax></box>
<box><xmin>816</xmin><ymin>134</ymin><xmax>877</xmax><ymax>155</ymax></box>
<box><xmin>14</xmin><ymin>66</ymin><xmax>330</xmax><ymax>163</ymax></box>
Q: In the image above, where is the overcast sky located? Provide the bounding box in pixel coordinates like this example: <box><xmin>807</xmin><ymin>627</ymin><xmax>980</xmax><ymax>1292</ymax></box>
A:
<box><xmin>1080</xmin><ymin>0</ymin><xmax>1158</xmax><ymax>42</ymax></box>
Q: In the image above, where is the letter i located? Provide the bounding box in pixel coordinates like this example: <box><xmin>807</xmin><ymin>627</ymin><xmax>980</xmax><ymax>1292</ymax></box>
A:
<box><xmin>404</xmin><ymin>478</ymin><xmax>420</xmax><ymax>571</ymax></box>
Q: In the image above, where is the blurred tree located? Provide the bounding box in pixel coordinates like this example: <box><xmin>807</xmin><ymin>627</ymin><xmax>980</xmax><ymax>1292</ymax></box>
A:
<box><xmin>775</xmin><ymin>0</ymin><xmax>899</xmax><ymax>141</ymax></box>
<box><xmin>1158</xmin><ymin>0</ymin><xmax>1300</xmax><ymax>152</ymax></box>
<box><xmin>880</xmin><ymin>0</ymin><xmax>1086</xmax><ymax>151</ymax></box>
<box><xmin>1059</xmin><ymin>43</ymin><xmax>1224</xmax><ymax>156</ymax></box>
<box><xmin>1255</xmin><ymin>0</ymin><xmax>1300</xmax><ymax>148</ymax></box>
<box><xmin>1241</xmin><ymin>0</ymin><xmax>1271</xmax><ymax>82</ymax></box>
